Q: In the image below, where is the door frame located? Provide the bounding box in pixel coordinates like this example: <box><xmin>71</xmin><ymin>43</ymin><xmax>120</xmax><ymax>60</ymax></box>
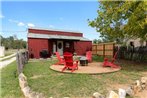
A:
<box><xmin>57</xmin><ymin>41</ymin><xmax>63</xmax><ymax>55</ymax></box>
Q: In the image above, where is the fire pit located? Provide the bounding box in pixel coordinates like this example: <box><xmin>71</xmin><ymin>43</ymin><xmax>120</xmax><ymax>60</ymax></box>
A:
<box><xmin>80</xmin><ymin>56</ymin><xmax>88</xmax><ymax>66</ymax></box>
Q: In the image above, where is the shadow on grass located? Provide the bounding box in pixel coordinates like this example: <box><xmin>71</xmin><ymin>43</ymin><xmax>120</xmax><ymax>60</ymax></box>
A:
<box><xmin>118</xmin><ymin>60</ymin><xmax>147</xmax><ymax>72</ymax></box>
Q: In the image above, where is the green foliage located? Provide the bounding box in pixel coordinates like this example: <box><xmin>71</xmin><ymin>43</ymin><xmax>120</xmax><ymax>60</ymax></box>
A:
<box><xmin>92</xmin><ymin>55</ymin><xmax>104</xmax><ymax>62</ymax></box>
<box><xmin>93</xmin><ymin>39</ymin><xmax>102</xmax><ymax>44</ymax></box>
<box><xmin>88</xmin><ymin>1</ymin><xmax>147</xmax><ymax>42</ymax></box>
<box><xmin>1</xmin><ymin>35</ymin><xmax>26</xmax><ymax>49</ymax></box>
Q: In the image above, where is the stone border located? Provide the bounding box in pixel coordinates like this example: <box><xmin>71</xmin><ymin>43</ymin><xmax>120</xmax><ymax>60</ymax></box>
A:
<box><xmin>18</xmin><ymin>73</ymin><xmax>45</xmax><ymax>98</ymax></box>
<box><xmin>92</xmin><ymin>76</ymin><xmax>147</xmax><ymax>98</ymax></box>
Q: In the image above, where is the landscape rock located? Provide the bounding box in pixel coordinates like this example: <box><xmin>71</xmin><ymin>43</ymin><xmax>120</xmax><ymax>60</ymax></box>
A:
<box><xmin>19</xmin><ymin>73</ymin><xmax>27</xmax><ymax>81</ymax></box>
<box><xmin>19</xmin><ymin>78</ymin><xmax>28</xmax><ymax>89</ymax></box>
<box><xmin>132</xmin><ymin>80</ymin><xmax>142</xmax><ymax>94</ymax></box>
<box><xmin>22</xmin><ymin>86</ymin><xmax>31</xmax><ymax>98</ymax></box>
<box><xmin>18</xmin><ymin>73</ymin><xmax>46</xmax><ymax>98</ymax></box>
<box><xmin>28</xmin><ymin>91</ymin><xmax>37</xmax><ymax>98</ymax></box>
<box><xmin>126</xmin><ymin>86</ymin><xmax>134</xmax><ymax>97</ymax></box>
<box><xmin>92</xmin><ymin>92</ymin><xmax>105</xmax><ymax>98</ymax></box>
<box><xmin>141</xmin><ymin>83</ymin><xmax>146</xmax><ymax>90</ymax></box>
<box><xmin>141</xmin><ymin>77</ymin><xmax>147</xmax><ymax>89</ymax></box>
<box><xmin>141</xmin><ymin>77</ymin><xmax>147</xmax><ymax>84</ymax></box>
<box><xmin>108</xmin><ymin>91</ymin><xmax>119</xmax><ymax>98</ymax></box>
<box><xmin>118</xmin><ymin>88</ymin><xmax>126</xmax><ymax>98</ymax></box>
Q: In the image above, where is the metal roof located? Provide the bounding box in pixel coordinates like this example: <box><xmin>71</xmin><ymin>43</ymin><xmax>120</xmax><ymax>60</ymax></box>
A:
<box><xmin>28</xmin><ymin>33</ymin><xmax>91</xmax><ymax>41</ymax></box>
<box><xmin>28</xmin><ymin>27</ymin><xmax>82</xmax><ymax>34</ymax></box>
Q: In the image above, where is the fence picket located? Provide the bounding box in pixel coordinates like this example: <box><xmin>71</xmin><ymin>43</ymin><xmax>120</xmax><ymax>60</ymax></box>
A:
<box><xmin>92</xmin><ymin>43</ymin><xmax>115</xmax><ymax>57</ymax></box>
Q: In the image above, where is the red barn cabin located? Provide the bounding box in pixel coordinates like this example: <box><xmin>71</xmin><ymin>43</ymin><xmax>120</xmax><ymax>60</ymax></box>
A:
<box><xmin>28</xmin><ymin>27</ymin><xmax>92</xmax><ymax>59</ymax></box>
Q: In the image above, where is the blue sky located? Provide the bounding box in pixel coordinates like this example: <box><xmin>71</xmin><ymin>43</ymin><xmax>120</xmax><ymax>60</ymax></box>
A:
<box><xmin>1</xmin><ymin>0</ymin><xmax>100</xmax><ymax>41</ymax></box>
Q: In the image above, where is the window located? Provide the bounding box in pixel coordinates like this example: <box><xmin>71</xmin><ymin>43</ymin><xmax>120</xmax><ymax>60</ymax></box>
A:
<box><xmin>58</xmin><ymin>43</ymin><xmax>62</xmax><ymax>49</ymax></box>
<box><xmin>65</xmin><ymin>42</ymin><xmax>70</xmax><ymax>48</ymax></box>
<box><xmin>130</xmin><ymin>41</ymin><xmax>134</xmax><ymax>46</ymax></box>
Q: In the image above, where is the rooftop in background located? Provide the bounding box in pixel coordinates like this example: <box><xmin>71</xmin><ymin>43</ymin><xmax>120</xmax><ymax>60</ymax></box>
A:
<box><xmin>28</xmin><ymin>27</ymin><xmax>91</xmax><ymax>41</ymax></box>
<box><xmin>28</xmin><ymin>33</ymin><xmax>90</xmax><ymax>41</ymax></box>
<box><xmin>28</xmin><ymin>27</ymin><xmax>82</xmax><ymax>34</ymax></box>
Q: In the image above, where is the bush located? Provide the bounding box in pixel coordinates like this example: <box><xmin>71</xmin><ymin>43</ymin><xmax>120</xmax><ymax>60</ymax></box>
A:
<box><xmin>40</xmin><ymin>50</ymin><xmax>49</xmax><ymax>58</ymax></box>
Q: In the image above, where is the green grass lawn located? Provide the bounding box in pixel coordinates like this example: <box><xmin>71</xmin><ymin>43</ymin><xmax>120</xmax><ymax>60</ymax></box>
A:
<box><xmin>23</xmin><ymin>58</ymin><xmax>147</xmax><ymax>98</ymax></box>
<box><xmin>1</xmin><ymin>56</ymin><xmax>146</xmax><ymax>98</ymax></box>
<box><xmin>1</xmin><ymin>61</ymin><xmax>24</xmax><ymax>98</ymax></box>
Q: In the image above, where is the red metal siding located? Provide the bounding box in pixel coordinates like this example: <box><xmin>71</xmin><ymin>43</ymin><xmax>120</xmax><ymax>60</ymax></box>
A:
<box><xmin>28</xmin><ymin>38</ymin><xmax>49</xmax><ymax>58</ymax></box>
<box><xmin>28</xmin><ymin>28</ymin><xmax>83</xmax><ymax>37</ymax></box>
<box><xmin>74</xmin><ymin>41</ymin><xmax>92</xmax><ymax>55</ymax></box>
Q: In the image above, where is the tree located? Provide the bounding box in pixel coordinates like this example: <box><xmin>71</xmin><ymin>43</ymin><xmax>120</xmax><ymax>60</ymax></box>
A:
<box><xmin>1</xmin><ymin>35</ymin><xmax>26</xmax><ymax>49</ymax></box>
<box><xmin>88</xmin><ymin>1</ymin><xmax>147</xmax><ymax>42</ymax></box>
<box><xmin>93</xmin><ymin>39</ymin><xmax>102</xmax><ymax>44</ymax></box>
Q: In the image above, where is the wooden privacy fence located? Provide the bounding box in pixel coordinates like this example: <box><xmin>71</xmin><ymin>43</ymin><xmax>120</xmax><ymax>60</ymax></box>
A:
<box><xmin>92</xmin><ymin>42</ymin><xmax>115</xmax><ymax>57</ymax></box>
<box><xmin>16</xmin><ymin>51</ymin><xmax>29</xmax><ymax>74</ymax></box>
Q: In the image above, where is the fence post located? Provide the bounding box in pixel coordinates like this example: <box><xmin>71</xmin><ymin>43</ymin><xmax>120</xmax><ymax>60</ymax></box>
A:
<box><xmin>16</xmin><ymin>52</ymin><xmax>20</xmax><ymax>74</ymax></box>
<box><xmin>25</xmin><ymin>51</ymin><xmax>29</xmax><ymax>64</ymax></box>
<box><xmin>20</xmin><ymin>52</ymin><xmax>24</xmax><ymax>73</ymax></box>
<box><xmin>103</xmin><ymin>44</ymin><xmax>105</xmax><ymax>57</ymax></box>
<box><xmin>16</xmin><ymin>51</ymin><xmax>29</xmax><ymax>75</ymax></box>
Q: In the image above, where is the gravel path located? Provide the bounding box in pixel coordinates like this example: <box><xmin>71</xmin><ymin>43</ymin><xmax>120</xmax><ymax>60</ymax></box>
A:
<box><xmin>0</xmin><ymin>57</ymin><xmax>16</xmax><ymax>69</ymax></box>
<box><xmin>0</xmin><ymin>53</ymin><xmax>16</xmax><ymax>61</ymax></box>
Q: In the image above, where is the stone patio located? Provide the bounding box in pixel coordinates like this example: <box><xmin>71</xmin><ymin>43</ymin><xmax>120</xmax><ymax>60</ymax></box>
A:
<box><xmin>50</xmin><ymin>62</ymin><xmax>121</xmax><ymax>74</ymax></box>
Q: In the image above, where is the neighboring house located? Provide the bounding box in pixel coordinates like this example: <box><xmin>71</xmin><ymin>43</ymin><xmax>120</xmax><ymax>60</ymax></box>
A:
<box><xmin>27</xmin><ymin>27</ymin><xmax>92</xmax><ymax>59</ymax></box>
<box><xmin>126</xmin><ymin>38</ymin><xmax>147</xmax><ymax>47</ymax></box>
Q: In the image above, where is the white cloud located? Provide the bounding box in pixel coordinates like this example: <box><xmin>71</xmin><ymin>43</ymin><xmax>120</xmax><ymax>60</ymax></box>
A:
<box><xmin>0</xmin><ymin>14</ymin><xmax>4</xmax><ymax>18</ymax></box>
<box><xmin>27</xmin><ymin>23</ymin><xmax>35</xmax><ymax>27</ymax></box>
<box><xmin>49</xmin><ymin>25</ymin><xmax>54</xmax><ymax>28</ymax></box>
<box><xmin>8</xmin><ymin>19</ymin><xmax>35</xmax><ymax>28</ymax></box>
<box><xmin>18</xmin><ymin>22</ymin><xmax>25</xmax><ymax>26</ymax></box>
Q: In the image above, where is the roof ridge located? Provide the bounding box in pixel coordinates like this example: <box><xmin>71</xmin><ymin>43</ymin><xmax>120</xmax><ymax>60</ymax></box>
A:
<box><xmin>28</xmin><ymin>33</ymin><xmax>91</xmax><ymax>41</ymax></box>
<box><xmin>28</xmin><ymin>27</ymin><xmax>82</xmax><ymax>34</ymax></box>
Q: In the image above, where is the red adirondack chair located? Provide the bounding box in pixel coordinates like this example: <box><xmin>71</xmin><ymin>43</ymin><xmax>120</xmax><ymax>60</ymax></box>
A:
<box><xmin>62</xmin><ymin>52</ymin><xmax>78</xmax><ymax>72</ymax></box>
<box><xmin>86</xmin><ymin>51</ymin><xmax>92</xmax><ymax>62</ymax></box>
<box><xmin>55</xmin><ymin>52</ymin><xmax>65</xmax><ymax>65</ymax></box>
<box><xmin>103</xmin><ymin>49</ymin><xmax>121</xmax><ymax>68</ymax></box>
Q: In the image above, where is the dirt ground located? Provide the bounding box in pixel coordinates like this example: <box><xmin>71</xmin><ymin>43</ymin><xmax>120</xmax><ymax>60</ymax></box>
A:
<box><xmin>135</xmin><ymin>89</ymin><xmax>147</xmax><ymax>98</ymax></box>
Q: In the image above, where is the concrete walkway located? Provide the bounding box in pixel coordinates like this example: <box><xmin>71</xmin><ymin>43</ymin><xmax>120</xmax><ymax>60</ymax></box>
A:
<box><xmin>0</xmin><ymin>55</ymin><xmax>16</xmax><ymax>69</ymax></box>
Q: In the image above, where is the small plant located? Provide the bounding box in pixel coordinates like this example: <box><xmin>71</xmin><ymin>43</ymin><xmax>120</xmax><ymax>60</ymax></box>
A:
<box><xmin>92</xmin><ymin>55</ymin><xmax>104</xmax><ymax>62</ymax></box>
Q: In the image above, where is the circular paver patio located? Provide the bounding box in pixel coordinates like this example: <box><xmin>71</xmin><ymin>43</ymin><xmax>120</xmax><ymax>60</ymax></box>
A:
<box><xmin>50</xmin><ymin>62</ymin><xmax>121</xmax><ymax>74</ymax></box>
